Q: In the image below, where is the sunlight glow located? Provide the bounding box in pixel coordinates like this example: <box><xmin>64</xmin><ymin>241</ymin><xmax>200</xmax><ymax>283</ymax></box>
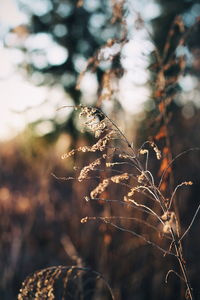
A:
<box><xmin>0</xmin><ymin>0</ymin><xmax>161</xmax><ymax>141</ymax></box>
<box><xmin>0</xmin><ymin>0</ymin><xmax>28</xmax><ymax>27</ymax></box>
<box><xmin>19</xmin><ymin>0</ymin><xmax>53</xmax><ymax>17</ymax></box>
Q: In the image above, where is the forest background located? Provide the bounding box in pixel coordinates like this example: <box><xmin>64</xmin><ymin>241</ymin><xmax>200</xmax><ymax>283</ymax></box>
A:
<box><xmin>1</xmin><ymin>0</ymin><xmax>200</xmax><ymax>299</ymax></box>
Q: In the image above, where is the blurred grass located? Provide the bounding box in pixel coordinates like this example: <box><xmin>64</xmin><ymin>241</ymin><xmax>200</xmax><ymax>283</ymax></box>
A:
<box><xmin>0</xmin><ymin>122</ymin><xmax>199</xmax><ymax>300</ymax></box>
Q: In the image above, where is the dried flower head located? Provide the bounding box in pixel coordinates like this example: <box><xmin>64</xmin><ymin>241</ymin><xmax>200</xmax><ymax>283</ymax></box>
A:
<box><xmin>90</xmin><ymin>179</ymin><xmax>110</xmax><ymax>199</ymax></box>
<box><xmin>81</xmin><ymin>217</ymin><xmax>88</xmax><ymax>223</ymax></box>
<box><xmin>183</xmin><ymin>181</ymin><xmax>193</xmax><ymax>186</ymax></box>
<box><xmin>127</xmin><ymin>187</ymin><xmax>137</xmax><ymax>197</ymax></box>
<box><xmin>119</xmin><ymin>153</ymin><xmax>136</xmax><ymax>159</ymax></box>
<box><xmin>91</xmin><ymin>131</ymin><xmax>114</xmax><ymax>152</ymax></box>
<box><xmin>162</xmin><ymin>211</ymin><xmax>176</xmax><ymax>233</ymax></box>
<box><xmin>78</xmin><ymin>158</ymin><xmax>101</xmax><ymax>182</ymax></box>
<box><xmin>110</xmin><ymin>173</ymin><xmax>129</xmax><ymax>183</ymax></box>
<box><xmin>150</xmin><ymin>142</ymin><xmax>161</xmax><ymax>160</ymax></box>
<box><xmin>79</xmin><ymin>106</ymin><xmax>97</xmax><ymax>118</ymax></box>
<box><xmin>61</xmin><ymin>149</ymin><xmax>75</xmax><ymax>160</ymax></box>
<box><xmin>137</xmin><ymin>171</ymin><xmax>146</xmax><ymax>183</ymax></box>
<box><xmin>139</xmin><ymin>149</ymin><xmax>148</xmax><ymax>155</ymax></box>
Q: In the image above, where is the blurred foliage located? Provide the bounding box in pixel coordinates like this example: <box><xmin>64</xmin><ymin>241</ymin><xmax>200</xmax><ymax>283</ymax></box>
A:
<box><xmin>9</xmin><ymin>0</ymin><xmax>125</xmax><ymax>139</ymax></box>
<box><xmin>7</xmin><ymin>0</ymin><xmax>199</xmax><ymax>141</ymax></box>
<box><xmin>137</xmin><ymin>0</ymin><xmax>200</xmax><ymax>152</ymax></box>
<box><xmin>153</xmin><ymin>0</ymin><xmax>200</xmax><ymax>51</ymax></box>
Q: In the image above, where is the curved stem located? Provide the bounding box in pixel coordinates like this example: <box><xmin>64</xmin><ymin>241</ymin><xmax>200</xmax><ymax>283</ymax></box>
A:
<box><xmin>170</xmin><ymin>228</ymin><xmax>194</xmax><ymax>300</ymax></box>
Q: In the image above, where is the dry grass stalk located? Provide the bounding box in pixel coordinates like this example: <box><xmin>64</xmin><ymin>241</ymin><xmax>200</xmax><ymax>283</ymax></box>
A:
<box><xmin>18</xmin><ymin>266</ymin><xmax>115</xmax><ymax>300</ymax></box>
<box><xmin>59</xmin><ymin>105</ymin><xmax>199</xmax><ymax>300</ymax></box>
